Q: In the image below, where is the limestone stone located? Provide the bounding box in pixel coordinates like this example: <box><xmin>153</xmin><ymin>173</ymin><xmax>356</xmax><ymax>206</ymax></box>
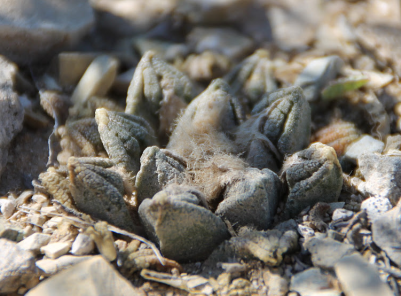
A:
<box><xmin>71</xmin><ymin>233</ymin><xmax>95</xmax><ymax>256</ymax></box>
<box><xmin>36</xmin><ymin>255</ymin><xmax>92</xmax><ymax>276</ymax></box>
<box><xmin>361</xmin><ymin>196</ymin><xmax>392</xmax><ymax>222</ymax></box>
<box><xmin>26</xmin><ymin>256</ymin><xmax>143</xmax><ymax>296</ymax></box>
<box><xmin>17</xmin><ymin>233</ymin><xmax>51</xmax><ymax>255</ymax></box>
<box><xmin>334</xmin><ymin>253</ymin><xmax>393</xmax><ymax>296</ymax></box>
<box><xmin>372</xmin><ymin>205</ymin><xmax>401</xmax><ymax>266</ymax></box>
<box><xmin>290</xmin><ymin>268</ymin><xmax>333</xmax><ymax>296</ymax></box>
<box><xmin>0</xmin><ymin>239</ymin><xmax>39</xmax><ymax>294</ymax></box>
<box><xmin>0</xmin><ymin>56</ymin><xmax>24</xmax><ymax>178</ymax></box>
<box><xmin>41</xmin><ymin>242</ymin><xmax>72</xmax><ymax>259</ymax></box>
<box><xmin>0</xmin><ymin>0</ymin><xmax>94</xmax><ymax>64</ymax></box>
<box><xmin>305</xmin><ymin>237</ymin><xmax>355</xmax><ymax>269</ymax></box>
<box><xmin>343</xmin><ymin>135</ymin><xmax>384</xmax><ymax>165</ymax></box>
<box><xmin>0</xmin><ymin>198</ymin><xmax>16</xmax><ymax>219</ymax></box>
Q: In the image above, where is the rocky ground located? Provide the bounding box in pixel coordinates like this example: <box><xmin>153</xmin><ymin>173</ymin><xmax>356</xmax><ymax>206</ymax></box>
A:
<box><xmin>1</xmin><ymin>0</ymin><xmax>401</xmax><ymax>295</ymax></box>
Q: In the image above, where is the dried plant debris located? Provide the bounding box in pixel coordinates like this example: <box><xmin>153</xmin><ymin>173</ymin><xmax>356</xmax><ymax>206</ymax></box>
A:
<box><xmin>4</xmin><ymin>1</ymin><xmax>401</xmax><ymax>295</ymax></box>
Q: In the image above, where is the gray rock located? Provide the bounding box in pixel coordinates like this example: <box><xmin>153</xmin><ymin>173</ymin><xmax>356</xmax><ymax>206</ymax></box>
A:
<box><xmin>187</xmin><ymin>27</ymin><xmax>254</xmax><ymax>60</ymax></box>
<box><xmin>215</xmin><ymin>168</ymin><xmax>281</xmax><ymax>229</ymax></box>
<box><xmin>332</xmin><ymin>209</ymin><xmax>354</xmax><ymax>221</ymax></box>
<box><xmin>0</xmin><ymin>56</ymin><xmax>24</xmax><ymax>178</ymax></box>
<box><xmin>36</xmin><ymin>255</ymin><xmax>92</xmax><ymax>276</ymax></box>
<box><xmin>357</xmin><ymin>153</ymin><xmax>401</xmax><ymax>205</ymax></box>
<box><xmin>26</xmin><ymin>256</ymin><xmax>143</xmax><ymax>296</ymax></box>
<box><xmin>282</xmin><ymin>143</ymin><xmax>343</xmax><ymax>217</ymax></box>
<box><xmin>361</xmin><ymin>196</ymin><xmax>392</xmax><ymax>222</ymax></box>
<box><xmin>0</xmin><ymin>238</ymin><xmax>39</xmax><ymax>294</ymax></box>
<box><xmin>305</xmin><ymin>237</ymin><xmax>355</xmax><ymax>269</ymax></box>
<box><xmin>138</xmin><ymin>184</ymin><xmax>229</xmax><ymax>261</ymax></box>
<box><xmin>294</xmin><ymin>55</ymin><xmax>343</xmax><ymax>102</ymax></box>
<box><xmin>71</xmin><ymin>233</ymin><xmax>95</xmax><ymax>256</ymax></box>
<box><xmin>372</xmin><ymin>205</ymin><xmax>401</xmax><ymax>266</ymax></box>
<box><xmin>290</xmin><ymin>267</ymin><xmax>333</xmax><ymax>296</ymax></box>
<box><xmin>17</xmin><ymin>233</ymin><xmax>51</xmax><ymax>255</ymax></box>
<box><xmin>343</xmin><ymin>135</ymin><xmax>384</xmax><ymax>165</ymax></box>
<box><xmin>0</xmin><ymin>217</ymin><xmax>24</xmax><ymax>242</ymax></box>
<box><xmin>334</xmin><ymin>253</ymin><xmax>393</xmax><ymax>296</ymax></box>
<box><xmin>90</xmin><ymin>0</ymin><xmax>176</xmax><ymax>36</ymax></box>
<box><xmin>135</xmin><ymin>147</ymin><xmax>186</xmax><ymax>205</ymax></box>
<box><xmin>0</xmin><ymin>0</ymin><xmax>94</xmax><ymax>64</ymax></box>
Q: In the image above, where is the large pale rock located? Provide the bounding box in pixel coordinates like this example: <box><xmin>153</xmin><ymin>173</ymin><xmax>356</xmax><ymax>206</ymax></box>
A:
<box><xmin>0</xmin><ymin>56</ymin><xmax>24</xmax><ymax>177</ymax></box>
<box><xmin>36</xmin><ymin>255</ymin><xmax>92</xmax><ymax>276</ymax></box>
<box><xmin>305</xmin><ymin>237</ymin><xmax>355</xmax><ymax>269</ymax></box>
<box><xmin>335</xmin><ymin>253</ymin><xmax>393</xmax><ymax>296</ymax></box>
<box><xmin>26</xmin><ymin>256</ymin><xmax>143</xmax><ymax>296</ymax></box>
<box><xmin>357</xmin><ymin>153</ymin><xmax>401</xmax><ymax>205</ymax></box>
<box><xmin>0</xmin><ymin>0</ymin><xmax>94</xmax><ymax>64</ymax></box>
<box><xmin>0</xmin><ymin>239</ymin><xmax>39</xmax><ymax>294</ymax></box>
<box><xmin>372</xmin><ymin>205</ymin><xmax>401</xmax><ymax>266</ymax></box>
<box><xmin>17</xmin><ymin>233</ymin><xmax>51</xmax><ymax>255</ymax></box>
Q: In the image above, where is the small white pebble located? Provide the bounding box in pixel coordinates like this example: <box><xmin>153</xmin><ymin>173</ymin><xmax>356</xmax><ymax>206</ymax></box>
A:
<box><xmin>29</xmin><ymin>214</ymin><xmax>47</xmax><ymax>226</ymax></box>
<box><xmin>18</xmin><ymin>233</ymin><xmax>51</xmax><ymax>254</ymax></box>
<box><xmin>361</xmin><ymin>196</ymin><xmax>392</xmax><ymax>222</ymax></box>
<box><xmin>298</xmin><ymin>224</ymin><xmax>315</xmax><ymax>238</ymax></box>
<box><xmin>332</xmin><ymin>209</ymin><xmax>354</xmax><ymax>221</ymax></box>
<box><xmin>15</xmin><ymin>190</ymin><xmax>33</xmax><ymax>205</ymax></box>
<box><xmin>32</xmin><ymin>194</ymin><xmax>48</xmax><ymax>205</ymax></box>
<box><xmin>41</xmin><ymin>242</ymin><xmax>72</xmax><ymax>259</ymax></box>
<box><xmin>0</xmin><ymin>198</ymin><xmax>16</xmax><ymax>219</ymax></box>
<box><xmin>71</xmin><ymin>233</ymin><xmax>95</xmax><ymax>256</ymax></box>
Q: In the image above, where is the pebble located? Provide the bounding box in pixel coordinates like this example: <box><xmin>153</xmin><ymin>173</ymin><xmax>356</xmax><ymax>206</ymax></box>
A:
<box><xmin>187</xmin><ymin>27</ymin><xmax>254</xmax><ymax>60</ymax></box>
<box><xmin>0</xmin><ymin>198</ymin><xmax>16</xmax><ymax>219</ymax></box>
<box><xmin>289</xmin><ymin>267</ymin><xmax>333</xmax><ymax>296</ymax></box>
<box><xmin>17</xmin><ymin>233</ymin><xmax>51</xmax><ymax>255</ymax></box>
<box><xmin>0</xmin><ymin>56</ymin><xmax>24</xmax><ymax>178</ymax></box>
<box><xmin>332</xmin><ymin>208</ymin><xmax>354</xmax><ymax>221</ymax></box>
<box><xmin>305</xmin><ymin>237</ymin><xmax>355</xmax><ymax>269</ymax></box>
<box><xmin>28</xmin><ymin>214</ymin><xmax>47</xmax><ymax>227</ymax></box>
<box><xmin>41</xmin><ymin>242</ymin><xmax>72</xmax><ymax>259</ymax></box>
<box><xmin>0</xmin><ymin>238</ymin><xmax>39</xmax><ymax>294</ymax></box>
<box><xmin>357</xmin><ymin>153</ymin><xmax>401</xmax><ymax>205</ymax></box>
<box><xmin>26</xmin><ymin>256</ymin><xmax>143</xmax><ymax>296</ymax></box>
<box><xmin>0</xmin><ymin>217</ymin><xmax>24</xmax><ymax>242</ymax></box>
<box><xmin>71</xmin><ymin>55</ymin><xmax>119</xmax><ymax>106</ymax></box>
<box><xmin>36</xmin><ymin>255</ymin><xmax>92</xmax><ymax>276</ymax></box>
<box><xmin>334</xmin><ymin>253</ymin><xmax>393</xmax><ymax>296</ymax></box>
<box><xmin>0</xmin><ymin>0</ymin><xmax>94</xmax><ymax>64</ymax></box>
<box><xmin>361</xmin><ymin>196</ymin><xmax>392</xmax><ymax>222</ymax></box>
<box><xmin>90</xmin><ymin>0</ymin><xmax>176</xmax><ymax>36</ymax></box>
<box><xmin>294</xmin><ymin>55</ymin><xmax>343</xmax><ymax>102</ymax></box>
<box><xmin>328</xmin><ymin>202</ymin><xmax>345</xmax><ymax>213</ymax></box>
<box><xmin>343</xmin><ymin>135</ymin><xmax>384</xmax><ymax>165</ymax></box>
<box><xmin>31</xmin><ymin>194</ymin><xmax>48</xmax><ymax>205</ymax></box>
<box><xmin>372</xmin><ymin>205</ymin><xmax>401</xmax><ymax>266</ymax></box>
<box><xmin>71</xmin><ymin>233</ymin><xmax>95</xmax><ymax>256</ymax></box>
<box><xmin>298</xmin><ymin>224</ymin><xmax>315</xmax><ymax>238</ymax></box>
